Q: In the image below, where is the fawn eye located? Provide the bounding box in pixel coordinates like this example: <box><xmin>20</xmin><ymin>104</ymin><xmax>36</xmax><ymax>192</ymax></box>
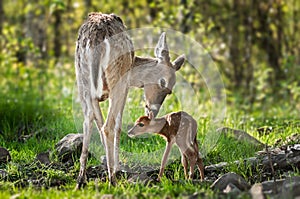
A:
<box><xmin>138</xmin><ymin>123</ymin><xmax>144</xmax><ymax>127</ymax></box>
<box><xmin>159</xmin><ymin>78</ymin><xmax>166</xmax><ymax>88</ymax></box>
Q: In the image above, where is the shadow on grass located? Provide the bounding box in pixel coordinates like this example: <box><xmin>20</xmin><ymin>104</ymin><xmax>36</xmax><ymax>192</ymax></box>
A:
<box><xmin>0</xmin><ymin>91</ymin><xmax>65</xmax><ymax>142</ymax></box>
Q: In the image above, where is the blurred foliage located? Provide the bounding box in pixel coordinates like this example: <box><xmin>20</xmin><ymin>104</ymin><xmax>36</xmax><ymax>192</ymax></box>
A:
<box><xmin>0</xmin><ymin>0</ymin><xmax>299</xmax><ymax>138</ymax></box>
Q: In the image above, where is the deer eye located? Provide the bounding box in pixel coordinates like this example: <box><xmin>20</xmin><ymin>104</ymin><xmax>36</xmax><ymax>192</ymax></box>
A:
<box><xmin>138</xmin><ymin>123</ymin><xmax>144</xmax><ymax>127</ymax></box>
<box><xmin>159</xmin><ymin>78</ymin><xmax>166</xmax><ymax>88</ymax></box>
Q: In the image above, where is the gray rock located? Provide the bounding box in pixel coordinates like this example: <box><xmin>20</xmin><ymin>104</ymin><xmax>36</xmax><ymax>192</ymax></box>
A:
<box><xmin>223</xmin><ymin>183</ymin><xmax>242</xmax><ymax>194</ymax></box>
<box><xmin>217</xmin><ymin>127</ymin><xmax>265</xmax><ymax>148</ymax></box>
<box><xmin>0</xmin><ymin>169</ymin><xmax>8</xmax><ymax>179</ymax></box>
<box><xmin>0</xmin><ymin>147</ymin><xmax>11</xmax><ymax>164</ymax></box>
<box><xmin>128</xmin><ymin>173</ymin><xmax>154</xmax><ymax>185</ymax></box>
<box><xmin>36</xmin><ymin>152</ymin><xmax>50</xmax><ymax>165</ymax></box>
<box><xmin>280</xmin><ymin>176</ymin><xmax>300</xmax><ymax>198</ymax></box>
<box><xmin>210</xmin><ymin>172</ymin><xmax>251</xmax><ymax>192</ymax></box>
<box><xmin>261</xmin><ymin>179</ymin><xmax>285</xmax><ymax>194</ymax></box>
<box><xmin>250</xmin><ymin>183</ymin><xmax>265</xmax><ymax>199</ymax></box>
<box><xmin>55</xmin><ymin>134</ymin><xmax>83</xmax><ymax>163</ymax></box>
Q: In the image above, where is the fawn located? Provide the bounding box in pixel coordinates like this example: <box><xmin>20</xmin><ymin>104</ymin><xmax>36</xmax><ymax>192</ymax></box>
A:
<box><xmin>128</xmin><ymin>111</ymin><xmax>204</xmax><ymax>180</ymax></box>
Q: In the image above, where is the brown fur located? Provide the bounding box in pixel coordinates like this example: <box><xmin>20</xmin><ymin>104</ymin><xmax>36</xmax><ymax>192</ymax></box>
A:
<box><xmin>75</xmin><ymin>12</ymin><xmax>185</xmax><ymax>189</ymax></box>
<box><xmin>129</xmin><ymin>111</ymin><xmax>205</xmax><ymax>180</ymax></box>
<box><xmin>76</xmin><ymin>12</ymin><xmax>134</xmax><ymax>98</ymax></box>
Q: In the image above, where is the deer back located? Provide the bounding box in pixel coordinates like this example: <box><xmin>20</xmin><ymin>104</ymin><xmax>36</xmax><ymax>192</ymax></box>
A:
<box><xmin>76</xmin><ymin>13</ymin><xmax>134</xmax><ymax>100</ymax></box>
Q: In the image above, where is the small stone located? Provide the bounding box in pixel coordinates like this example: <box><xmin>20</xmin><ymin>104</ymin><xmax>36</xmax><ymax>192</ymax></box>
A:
<box><xmin>210</xmin><ymin>172</ymin><xmax>250</xmax><ymax>192</ymax></box>
<box><xmin>249</xmin><ymin>183</ymin><xmax>265</xmax><ymax>199</ymax></box>
<box><xmin>128</xmin><ymin>173</ymin><xmax>154</xmax><ymax>185</ymax></box>
<box><xmin>55</xmin><ymin>134</ymin><xmax>83</xmax><ymax>163</ymax></box>
<box><xmin>36</xmin><ymin>152</ymin><xmax>50</xmax><ymax>165</ymax></box>
<box><xmin>0</xmin><ymin>147</ymin><xmax>11</xmax><ymax>164</ymax></box>
<box><xmin>281</xmin><ymin>176</ymin><xmax>300</xmax><ymax>198</ymax></box>
<box><xmin>0</xmin><ymin>169</ymin><xmax>8</xmax><ymax>179</ymax></box>
<box><xmin>101</xmin><ymin>194</ymin><xmax>114</xmax><ymax>199</ymax></box>
<box><xmin>223</xmin><ymin>183</ymin><xmax>241</xmax><ymax>194</ymax></box>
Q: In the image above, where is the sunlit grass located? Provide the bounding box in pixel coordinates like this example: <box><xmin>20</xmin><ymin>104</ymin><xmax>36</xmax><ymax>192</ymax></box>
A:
<box><xmin>0</xmin><ymin>72</ymin><xmax>299</xmax><ymax>198</ymax></box>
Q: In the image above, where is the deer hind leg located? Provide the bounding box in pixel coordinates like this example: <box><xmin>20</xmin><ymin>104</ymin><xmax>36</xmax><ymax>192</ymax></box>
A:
<box><xmin>193</xmin><ymin>140</ymin><xmax>204</xmax><ymax>180</ymax></box>
<box><xmin>92</xmin><ymin>100</ymin><xmax>105</xmax><ymax>147</ymax></box>
<box><xmin>196</xmin><ymin>156</ymin><xmax>205</xmax><ymax>181</ymax></box>
<box><xmin>187</xmin><ymin>150</ymin><xmax>198</xmax><ymax>180</ymax></box>
<box><xmin>181</xmin><ymin>154</ymin><xmax>189</xmax><ymax>179</ymax></box>
<box><xmin>102</xmin><ymin>83</ymin><xmax>128</xmax><ymax>184</ymax></box>
<box><xmin>76</xmin><ymin>97</ymin><xmax>94</xmax><ymax>189</ymax></box>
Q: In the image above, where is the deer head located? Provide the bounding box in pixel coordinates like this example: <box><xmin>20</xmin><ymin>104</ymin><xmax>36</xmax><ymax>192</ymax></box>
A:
<box><xmin>140</xmin><ymin>32</ymin><xmax>185</xmax><ymax>117</ymax></box>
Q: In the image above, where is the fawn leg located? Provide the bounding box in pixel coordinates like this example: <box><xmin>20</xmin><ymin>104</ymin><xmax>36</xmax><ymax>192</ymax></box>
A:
<box><xmin>158</xmin><ymin>141</ymin><xmax>173</xmax><ymax>179</ymax></box>
<box><xmin>181</xmin><ymin>154</ymin><xmax>188</xmax><ymax>179</ymax></box>
<box><xmin>76</xmin><ymin>98</ymin><xmax>94</xmax><ymax>189</ymax></box>
<box><xmin>188</xmin><ymin>155</ymin><xmax>197</xmax><ymax>180</ymax></box>
<box><xmin>197</xmin><ymin>157</ymin><xmax>205</xmax><ymax>181</ymax></box>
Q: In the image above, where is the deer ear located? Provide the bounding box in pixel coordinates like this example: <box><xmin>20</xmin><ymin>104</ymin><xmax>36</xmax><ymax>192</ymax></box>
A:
<box><xmin>148</xmin><ymin>111</ymin><xmax>154</xmax><ymax>120</ymax></box>
<box><xmin>154</xmin><ymin>32</ymin><xmax>170</xmax><ymax>62</ymax></box>
<box><xmin>172</xmin><ymin>54</ymin><xmax>185</xmax><ymax>71</ymax></box>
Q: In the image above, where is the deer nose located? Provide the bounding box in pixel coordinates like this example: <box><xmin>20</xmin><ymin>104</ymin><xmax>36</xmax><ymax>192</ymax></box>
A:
<box><xmin>127</xmin><ymin>130</ymin><xmax>134</xmax><ymax>138</ymax></box>
<box><xmin>127</xmin><ymin>132</ymin><xmax>134</xmax><ymax>138</ymax></box>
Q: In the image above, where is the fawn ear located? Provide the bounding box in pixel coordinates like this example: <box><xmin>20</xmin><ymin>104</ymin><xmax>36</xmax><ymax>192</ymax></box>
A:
<box><xmin>172</xmin><ymin>54</ymin><xmax>185</xmax><ymax>71</ymax></box>
<box><xmin>154</xmin><ymin>32</ymin><xmax>170</xmax><ymax>63</ymax></box>
<box><xmin>148</xmin><ymin>111</ymin><xmax>154</xmax><ymax>120</ymax></box>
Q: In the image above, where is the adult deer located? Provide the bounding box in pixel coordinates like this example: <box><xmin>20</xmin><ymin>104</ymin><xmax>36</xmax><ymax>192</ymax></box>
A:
<box><xmin>75</xmin><ymin>12</ymin><xmax>185</xmax><ymax>189</ymax></box>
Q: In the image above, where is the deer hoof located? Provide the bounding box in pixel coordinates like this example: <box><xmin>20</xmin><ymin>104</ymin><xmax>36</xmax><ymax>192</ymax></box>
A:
<box><xmin>75</xmin><ymin>176</ymin><xmax>87</xmax><ymax>190</ymax></box>
<box><xmin>75</xmin><ymin>182</ymin><xmax>87</xmax><ymax>190</ymax></box>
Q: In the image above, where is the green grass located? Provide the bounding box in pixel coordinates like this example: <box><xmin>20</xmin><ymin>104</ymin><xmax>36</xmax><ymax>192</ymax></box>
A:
<box><xmin>0</xmin><ymin>84</ymin><xmax>299</xmax><ymax>198</ymax></box>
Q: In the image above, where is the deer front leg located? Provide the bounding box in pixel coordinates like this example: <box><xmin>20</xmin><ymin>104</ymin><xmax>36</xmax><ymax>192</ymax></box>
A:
<box><xmin>102</xmin><ymin>84</ymin><xmax>128</xmax><ymax>184</ymax></box>
<box><xmin>76</xmin><ymin>99</ymin><xmax>94</xmax><ymax>189</ymax></box>
<box><xmin>158</xmin><ymin>141</ymin><xmax>173</xmax><ymax>180</ymax></box>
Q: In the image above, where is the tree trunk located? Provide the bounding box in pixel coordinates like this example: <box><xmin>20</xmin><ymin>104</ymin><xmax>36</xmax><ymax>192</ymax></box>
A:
<box><xmin>0</xmin><ymin>0</ymin><xmax>4</xmax><ymax>35</ymax></box>
<box><xmin>53</xmin><ymin>10</ymin><xmax>62</xmax><ymax>61</ymax></box>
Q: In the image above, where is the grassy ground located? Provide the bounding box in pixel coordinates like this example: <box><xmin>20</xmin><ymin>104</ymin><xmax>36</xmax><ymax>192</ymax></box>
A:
<box><xmin>0</xmin><ymin>87</ymin><xmax>299</xmax><ymax>198</ymax></box>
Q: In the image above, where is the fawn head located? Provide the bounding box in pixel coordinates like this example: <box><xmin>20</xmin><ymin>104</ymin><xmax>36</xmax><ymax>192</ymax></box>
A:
<box><xmin>128</xmin><ymin>111</ymin><xmax>156</xmax><ymax>137</ymax></box>
<box><xmin>143</xmin><ymin>32</ymin><xmax>185</xmax><ymax>117</ymax></box>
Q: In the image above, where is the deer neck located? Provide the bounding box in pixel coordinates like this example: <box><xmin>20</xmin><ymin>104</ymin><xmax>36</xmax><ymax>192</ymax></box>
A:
<box><xmin>150</xmin><ymin>117</ymin><xmax>174</xmax><ymax>142</ymax></box>
<box><xmin>129</xmin><ymin>56</ymin><xmax>158</xmax><ymax>88</ymax></box>
<box><xmin>150</xmin><ymin>117</ymin><xmax>168</xmax><ymax>133</ymax></box>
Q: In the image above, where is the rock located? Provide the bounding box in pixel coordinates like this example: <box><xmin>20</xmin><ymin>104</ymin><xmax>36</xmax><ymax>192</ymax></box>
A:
<box><xmin>261</xmin><ymin>179</ymin><xmax>285</xmax><ymax>194</ymax></box>
<box><xmin>86</xmin><ymin>165</ymin><xmax>108</xmax><ymax>181</ymax></box>
<box><xmin>249</xmin><ymin>183</ymin><xmax>265</xmax><ymax>199</ymax></box>
<box><xmin>36</xmin><ymin>152</ymin><xmax>50</xmax><ymax>165</ymax></box>
<box><xmin>210</xmin><ymin>172</ymin><xmax>250</xmax><ymax>192</ymax></box>
<box><xmin>128</xmin><ymin>173</ymin><xmax>155</xmax><ymax>185</ymax></box>
<box><xmin>205</xmin><ymin>162</ymin><xmax>228</xmax><ymax>172</ymax></box>
<box><xmin>280</xmin><ymin>176</ymin><xmax>300</xmax><ymax>198</ymax></box>
<box><xmin>55</xmin><ymin>134</ymin><xmax>83</xmax><ymax>163</ymax></box>
<box><xmin>0</xmin><ymin>169</ymin><xmax>8</xmax><ymax>179</ymax></box>
<box><xmin>101</xmin><ymin>194</ymin><xmax>114</xmax><ymax>199</ymax></box>
<box><xmin>0</xmin><ymin>147</ymin><xmax>11</xmax><ymax>164</ymax></box>
<box><xmin>217</xmin><ymin>127</ymin><xmax>264</xmax><ymax>148</ymax></box>
<box><xmin>205</xmin><ymin>144</ymin><xmax>300</xmax><ymax>175</ymax></box>
<box><xmin>223</xmin><ymin>183</ymin><xmax>241</xmax><ymax>194</ymax></box>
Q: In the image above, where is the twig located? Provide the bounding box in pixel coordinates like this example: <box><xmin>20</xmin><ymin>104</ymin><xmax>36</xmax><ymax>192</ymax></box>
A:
<box><xmin>265</xmin><ymin>144</ymin><xmax>277</xmax><ymax>193</ymax></box>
